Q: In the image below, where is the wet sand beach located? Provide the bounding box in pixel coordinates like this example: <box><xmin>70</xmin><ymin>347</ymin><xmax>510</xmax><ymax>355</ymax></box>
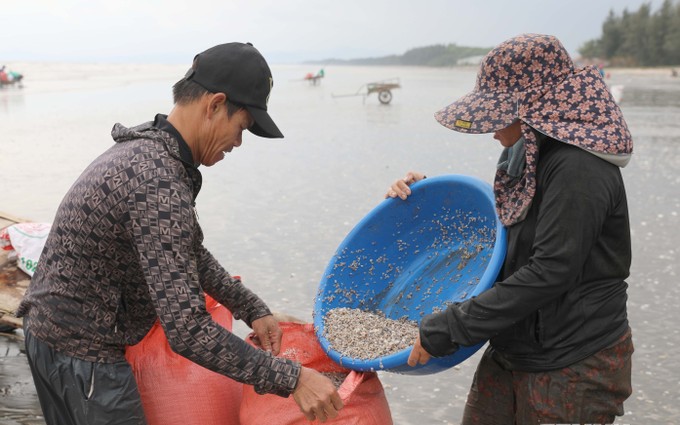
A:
<box><xmin>0</xmin><ymin>64</ymin><xmax>678</xmax><ymax>424</ymax></box>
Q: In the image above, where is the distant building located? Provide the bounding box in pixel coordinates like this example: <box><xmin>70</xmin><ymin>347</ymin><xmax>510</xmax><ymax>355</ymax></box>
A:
<box><xmin>456</xmin><ymin>55</ymin><xmax>485</xmax><ymax>66</ymax></box>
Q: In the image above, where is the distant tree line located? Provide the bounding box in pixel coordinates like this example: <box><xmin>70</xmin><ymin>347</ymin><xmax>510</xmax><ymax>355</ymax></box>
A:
<box><xmin>308</xmin><ymin>44</ymin><xmax>492</xmax><ymax>67</ymax></box>
<box><xmin>579</xmin><ymin>0</ymin><xmax>680</xmax><ymax>66</ymax></box>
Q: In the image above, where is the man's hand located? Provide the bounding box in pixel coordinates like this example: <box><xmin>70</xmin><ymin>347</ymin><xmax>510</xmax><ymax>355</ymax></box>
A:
<box><xmin>407</xmin><ymin>335</ymin><xmax>432</xmax><ymax>367</ymax></box>
<box><xmin>385</xmin><ymin>171</ymin><xmax>427</xmax><ymax>200</ymax></box>
<box><xmin>250</xmin><ymin>315</ymin><xmax>283</xmax><ymax>355</ymax></box>
<box><xmin>293</xmin><ymin>367</ymin><xmax>344</xmax><ymax>423</ymax></box>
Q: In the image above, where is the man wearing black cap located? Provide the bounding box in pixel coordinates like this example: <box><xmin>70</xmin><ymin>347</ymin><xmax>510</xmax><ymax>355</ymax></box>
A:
<box><xmin>18</xmin><ymin>42</ymin><xmax>343</xmax><ymax>424</ymax></box>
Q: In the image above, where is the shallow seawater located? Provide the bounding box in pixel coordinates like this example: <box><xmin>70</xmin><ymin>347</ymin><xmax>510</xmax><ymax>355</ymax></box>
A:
<box><xmin>1</xmin><ymin>64</ymin><xmax>678</xmax><ymax>424</ymax></box>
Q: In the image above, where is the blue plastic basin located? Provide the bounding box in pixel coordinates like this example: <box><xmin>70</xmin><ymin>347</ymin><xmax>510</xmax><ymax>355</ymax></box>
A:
<box><xmin>313</xmin><ymin>175</ymin><xmax>507</xmax><ymax>374</ymax></box>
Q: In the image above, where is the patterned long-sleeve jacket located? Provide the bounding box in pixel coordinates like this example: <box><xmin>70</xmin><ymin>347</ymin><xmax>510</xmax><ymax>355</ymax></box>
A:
<box><xmin>17</xmin><ymin>121</ymin><xmax>300</xmax><ymax>396</ymax></box>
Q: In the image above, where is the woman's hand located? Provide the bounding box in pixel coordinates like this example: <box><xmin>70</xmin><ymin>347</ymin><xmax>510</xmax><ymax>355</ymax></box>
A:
<box><xmin>385</xmin><ymin>171</ymin><xmax>426</xmax><ymax>200</ymax></box>
<box><xmin>407</xmin><ymin>335</ymin><xmax>432</xmax><ymax>367</ymax></box>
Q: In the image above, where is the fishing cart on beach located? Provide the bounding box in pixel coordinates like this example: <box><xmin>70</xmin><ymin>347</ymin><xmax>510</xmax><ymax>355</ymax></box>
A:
<box><xmin>332</xmin><ymin>77</ymin><xmax>401</xmax><ymax>104</ymax></box>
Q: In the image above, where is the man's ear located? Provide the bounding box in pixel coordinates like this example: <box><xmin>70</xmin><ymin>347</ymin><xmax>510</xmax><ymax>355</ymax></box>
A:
<box><xmin>207</xmin><ymin>92</ymin><xmax>227</xmax><ymax>117</ymax></box>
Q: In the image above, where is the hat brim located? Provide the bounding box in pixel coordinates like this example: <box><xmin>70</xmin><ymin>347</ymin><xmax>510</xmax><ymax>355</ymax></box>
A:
<box><xmin>435</xmin><ymin>90</ymin><xmax>517</xmax><ymax>134</ymax></box>
<box><xmin>522</xmin><ymin>66</ymin><xmax>632</xmax><ymax>156</ymax></box>
<box><xmin>246</xmin><ymin>106</ymin><xmax>284</xmax><ymax>139</ymax></box>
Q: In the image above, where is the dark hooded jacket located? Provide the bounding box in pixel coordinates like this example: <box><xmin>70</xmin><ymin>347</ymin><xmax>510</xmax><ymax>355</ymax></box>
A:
<box><xmin>419</xmin><ymin>137</ymin><xmax>631</xmax><ymax>371</ymax></box>
<box><xmin>18</xmin><ymin>121</ymin><xmax>300</xmax><ymax>396</ymax></box>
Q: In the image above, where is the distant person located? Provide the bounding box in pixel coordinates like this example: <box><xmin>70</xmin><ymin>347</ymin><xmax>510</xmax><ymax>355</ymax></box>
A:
<box><xmin>386</xmin><ymin>34</ymin><xmax>634</xmax><ymax>424</ymax></box>
<box><xmin>18</xmin><ymin>42</ymin><xmax>343</xmax><ymax>425</ymax></box>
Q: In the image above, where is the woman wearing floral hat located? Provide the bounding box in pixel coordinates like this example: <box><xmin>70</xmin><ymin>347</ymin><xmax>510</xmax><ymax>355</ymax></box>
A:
<box><xmin>387</xmin><ymin>34</ymin><xmax>634</xmax><ymax>424</ymax></box>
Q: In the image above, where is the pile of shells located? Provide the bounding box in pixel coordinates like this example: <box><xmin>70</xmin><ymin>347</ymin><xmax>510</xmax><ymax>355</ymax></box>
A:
<box><xmin>322</xmin><ymin>307</ymin><xmax>418</xmax><ymax>360</ymax></box>
<box><xmin>317</xmin><ymin>207</ymin><xmax>497</xmax><ymax>316</ymax></box>
<box><xmin>321</xmin><ymin>372</ymin><xmax>348</xmax><ymax>389</ymax></box>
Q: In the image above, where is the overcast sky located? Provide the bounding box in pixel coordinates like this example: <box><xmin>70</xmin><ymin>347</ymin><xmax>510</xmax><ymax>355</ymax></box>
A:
<box><xmin>0</xmin><ymin>0</ymin><xmax>668</xmax><ymax>64</ymax></box>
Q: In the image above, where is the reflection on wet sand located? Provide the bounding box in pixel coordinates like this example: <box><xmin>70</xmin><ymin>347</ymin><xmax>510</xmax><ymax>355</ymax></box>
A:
<box><xmin>0</xmin><ymin>65</ymin><xmax>678</xmax><ymax>424</ymax></box>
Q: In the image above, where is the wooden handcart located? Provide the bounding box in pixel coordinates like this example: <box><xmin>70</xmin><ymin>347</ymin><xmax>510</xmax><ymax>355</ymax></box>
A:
<box><xmin>332</xmin><ymin>77</ymin><xmax>401</xmax><ymax>104</ymax></box>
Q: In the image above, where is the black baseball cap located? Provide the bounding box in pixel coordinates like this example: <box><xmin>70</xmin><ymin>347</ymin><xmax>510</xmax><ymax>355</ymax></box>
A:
<box><xmin>184</xmin><ymin>42</ymin><xmax>283</xmax><ymax>138</ymax></box>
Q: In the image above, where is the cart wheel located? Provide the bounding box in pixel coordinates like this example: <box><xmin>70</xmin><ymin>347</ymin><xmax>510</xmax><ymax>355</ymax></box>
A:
<box><xmin>378</xmin><ymin>90</ymin><xmax>393</xmax><ymax>104</ymax></box>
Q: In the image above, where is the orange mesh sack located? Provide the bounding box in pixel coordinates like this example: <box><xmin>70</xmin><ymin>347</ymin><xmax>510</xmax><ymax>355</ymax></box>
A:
<box><xmin>125</xmin><ymin>296</ymin><xmax>242</xmax><ymax>425</ymax></box>
<box><xmin>239</xmin><ymin>322</ymin><xmax>393</xmax><ymax>425</ymax></box>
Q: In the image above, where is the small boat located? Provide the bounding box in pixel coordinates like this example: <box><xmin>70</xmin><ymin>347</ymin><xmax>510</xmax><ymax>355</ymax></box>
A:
<box><xmin>0</xmin><ymin>66</ymin><xmax>24</xmax><ymax>88</ymax></box>
<box><xmin>304</xmin><ymin>69</ymin><xmax>325</xmax><ymax>85</ymax></box>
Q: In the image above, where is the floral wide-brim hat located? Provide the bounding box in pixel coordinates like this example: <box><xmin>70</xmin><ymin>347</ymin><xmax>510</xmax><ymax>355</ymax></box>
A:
<box><xmin>434</xmin><ymin>33</ymin><xmax>632</xmax><ymax>160</ymax></box>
